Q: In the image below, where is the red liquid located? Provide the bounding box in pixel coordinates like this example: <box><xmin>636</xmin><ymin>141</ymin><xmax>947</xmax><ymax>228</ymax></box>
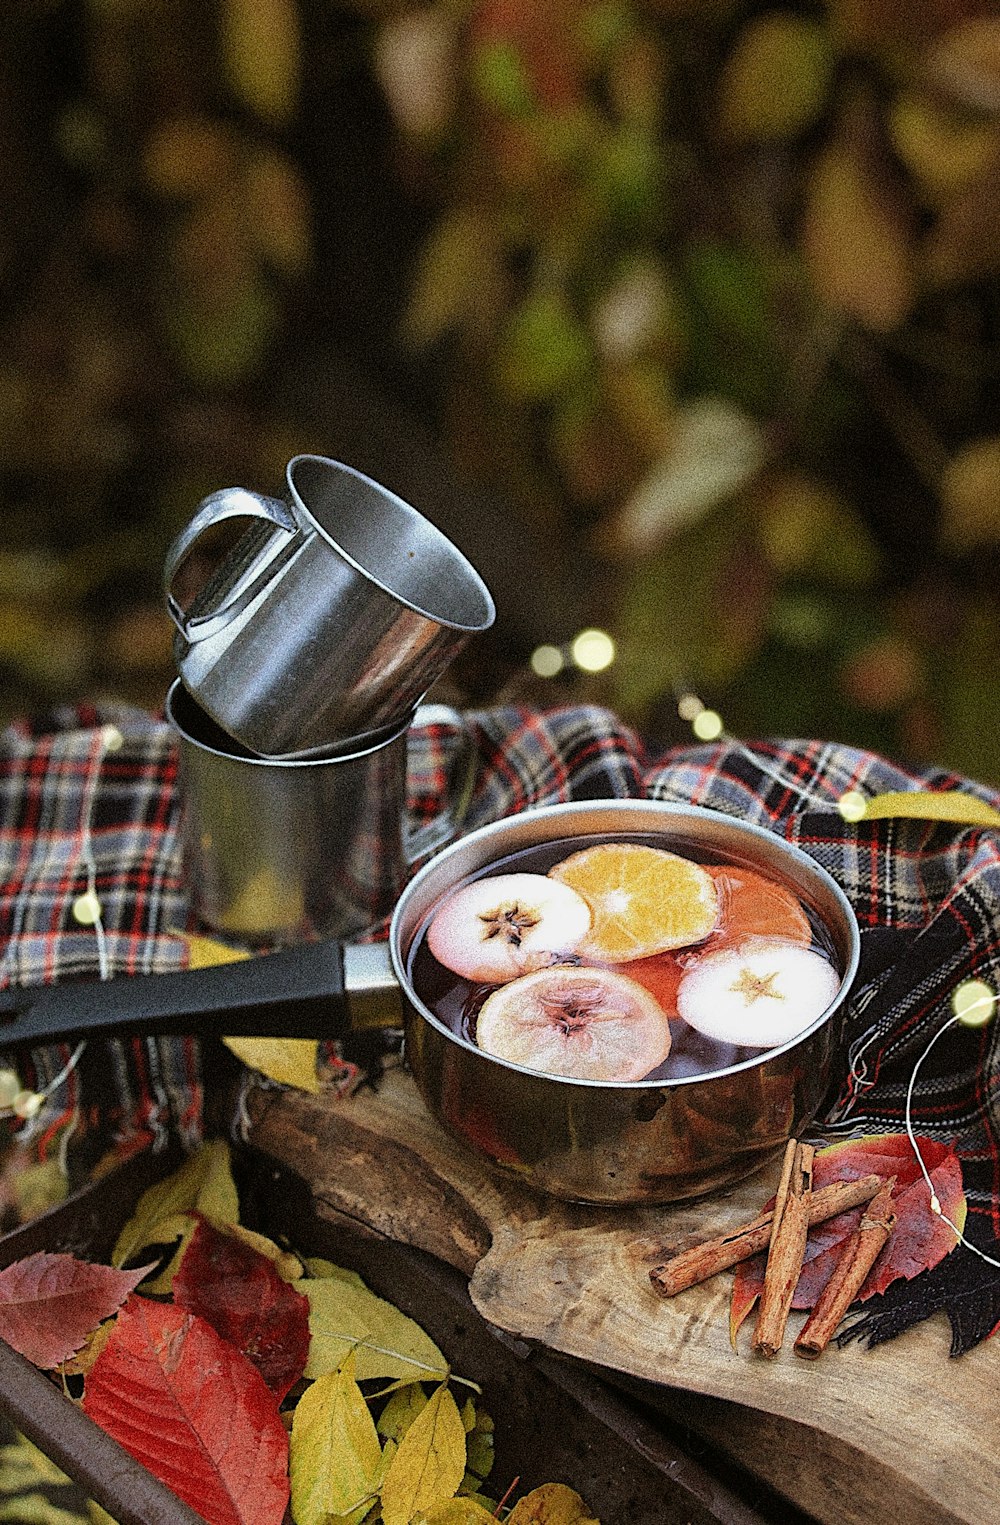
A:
<box><xmin>406</xmin><ymin>833</ymin><xmax>841</xmax><ymax>1083</ymax></box>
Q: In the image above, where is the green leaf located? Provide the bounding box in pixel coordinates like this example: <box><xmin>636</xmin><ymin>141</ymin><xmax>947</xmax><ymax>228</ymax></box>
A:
<box><xmin>290</xmin><ymin>1353</ymin><xmax>384</xmax><ymax>1525</ymax></box>
<box><xmin>498</xmin><ymin>292</ymin><xmax>594</xmax><ymax>402</ymax></box>
<box><xmin>416</xmin><ymin>1500</ymin><xmax>498</xmax><ymax>1524</ymax></box>
<box><xmin>380</xmin><ymin>1383</ymin><xmax>467</xmax><ymax>1525</ymax></box>
<box><xmin>300</xmin><ymin>1270</ymin><xmax>449</xmax><ymax>1385</ymax></box>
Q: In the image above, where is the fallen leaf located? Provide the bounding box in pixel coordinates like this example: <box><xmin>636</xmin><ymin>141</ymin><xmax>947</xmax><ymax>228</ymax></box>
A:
<box><xmin>173</xmin><ymin>1217</ymin><xmax>310</xmax><ymax>1402</ymax></box>
<box><xmin>222</xmin><ymin>1036</ymin><xmax>320</xmax><ymax>1093</ymax></box>
<box><xmin>380</xmin><ymin>1382</ymin><xmax>467</xmax><ymax>1525</ymax></box>
<box><xmin>717</xmin><ymin>13</ymin><xmax>832</xmax><ymax>143</ymax></box>
<box><xmin>378</xmin><ymin>1383</ymin><xmax>430</xmax><ymax>1442</ymax></box>
<box><xmin>416</xmin><ymin>1500</ymin><xmax>498</xmax><ymax>1523</ymax></box>
<box><xmin>111</xmin><ymin>1139</ymin><xmax>240</xmax><ymax>1293</ymax></box>
<box><xmin>507</xmin><ymin>1482</ymin><xmax>600</xmax><ymax>1523</ymax></box>
<box><xmin>289</xmin><ymin>1352</ymin><xmax>385</xmax><ymax>1525</ymax></box>
<box><xmin>0</xmin><ymin>1252</ymin><xmax>151</xmax><ymax>1369</ymax></box>
<box><xmin>730</xmin><ymin>1134</ymin><xmax>966</xmax><ymax>1340</ymax></box>
<box><xmin>300</xmin><ymin>1269</ymin><xmax>449</xmax><ymax>1384</ymax></box>
<box><xmin>83</xmin><ymin>1296</ymin><xmax>289</xmax><ymax>1525</ymax></box>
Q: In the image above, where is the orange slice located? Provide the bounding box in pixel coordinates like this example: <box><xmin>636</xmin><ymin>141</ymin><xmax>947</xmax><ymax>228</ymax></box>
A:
<box><xmin>706</xmin><ymin>866</ymin><xmax>811</xmax><ymax>952</ymax></box>
<box><xmin>548</xmin><ymin>842</ymin><xmax>718</xmax><ymax>963</ymax></box>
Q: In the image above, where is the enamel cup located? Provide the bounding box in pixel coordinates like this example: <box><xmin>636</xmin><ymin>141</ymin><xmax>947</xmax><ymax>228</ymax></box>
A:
<box><xmin>164</xmin><ymin>455</ymin><xmax>495</xmax><ymax>758</ymax></box>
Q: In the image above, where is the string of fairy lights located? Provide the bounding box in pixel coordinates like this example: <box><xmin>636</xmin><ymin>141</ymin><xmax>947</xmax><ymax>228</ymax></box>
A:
<box><xmin>1</xmin><ymin>670</ymin><xmax>998</xmax><ymax>1272</ymax></box>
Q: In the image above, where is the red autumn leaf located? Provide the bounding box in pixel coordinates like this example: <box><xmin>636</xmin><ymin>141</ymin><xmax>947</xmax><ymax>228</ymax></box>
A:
<box><xmin>172</xmin><ymin>1216</ymin><xmax>309</xmax><ymax>1401</ymax></box>
<box><xmin>83</xmin><ymin>1295</ymin><xmax>289</xmax><ymax>1525</ymax></box>
<box><xmin>730</xmin><ymin>1134</ymin><xmax>966</xmax><ymax>1340</ymax></box>
<box><xmin>0</xmin><ymin>1252</ymin><xmax>152</xmax><ymax>1369</ymax></box>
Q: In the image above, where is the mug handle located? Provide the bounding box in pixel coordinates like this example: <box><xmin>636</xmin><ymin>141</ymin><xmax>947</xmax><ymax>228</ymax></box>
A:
<box><xmin>164</xmin><ymin>487</ymin><xmax>299</xmax><ymax>641</ymax></box>
<box><xmin>405</xmin><ymin>703</ymin><xmax>477</xmax><ymax>865</ymax></box>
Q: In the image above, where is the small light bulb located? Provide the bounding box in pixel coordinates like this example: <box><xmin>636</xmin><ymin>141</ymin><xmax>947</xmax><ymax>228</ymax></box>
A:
<box><xmin>677</xmin><ymin>693</ymin><xmax>704</xmax><ymax>722</ymax></box>
<box><xmin>530</xmin><ymin>644</ymin><xmax>565</xmax><ymax>678</ymax></box>
<box><xmin>838</xmin><ymin>790</ymin><xmax>867</xmax><ymax>824</ymax></box>
<box><xmin>72</xmin><ymin>890</ymin><xmax>103</xmax><ymax>926</ymax></box>
<box><xmin>691</xmin><ymin>709</ymin><xmax>723</xmax><ymax>742</ymax></box>
<box><xmin>953</xmin><ymin>978</ymin><xmax>995</xmax><ymax>1028</ymax></box>
<box><xmin>13</xmin><ymin>1090</ymin><xmax>43</xmax><ymax>1120</ymax></box>
<box><xmin>0</xmin><ymin>1069</ymin><xmax>22</xmax><ymax>1108</ymax></box>
<box><xmin>571</xmin><ymin>628</ymin><xmax>615</xmax><ymax>673</ymax></box>
<box><xmin>103</xmin><ymin>725</ymin><xmax>124</xmax><ymax>752</ymax></box>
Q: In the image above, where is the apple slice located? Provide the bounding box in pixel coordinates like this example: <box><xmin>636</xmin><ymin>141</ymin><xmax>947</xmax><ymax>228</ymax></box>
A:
<box><xmin>475</xmin><ymin>964</ymin><xmax>672</xmax><ymax>1082</ymax></box>
<box><xmin>676</xmin><ymin>939</ymin><xmax>840</xmax><ymax>1050</ymax></box>
<box><xmin>426</xmin><ymin>872</ymin><xmax>592</xmax><ymax>984</ymax></box>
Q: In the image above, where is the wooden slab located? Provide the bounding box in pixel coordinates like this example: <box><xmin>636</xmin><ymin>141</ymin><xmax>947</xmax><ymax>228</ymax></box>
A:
<box><xmin>245</xmin><ymin>1068</ymin><xmax>997</xmax><ymax>1525</ymax></box>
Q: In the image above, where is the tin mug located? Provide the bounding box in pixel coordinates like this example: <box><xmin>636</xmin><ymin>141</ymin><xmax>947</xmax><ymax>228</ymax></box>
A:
<box><xmin>164</xmin><ymin>455</ymin><xmax>496</xmax><ymax>759</ymax></box>
<box><xmin>166</xmin><ymin>680</ymin><xmax>474</xmax><ymax>944</ymax></box>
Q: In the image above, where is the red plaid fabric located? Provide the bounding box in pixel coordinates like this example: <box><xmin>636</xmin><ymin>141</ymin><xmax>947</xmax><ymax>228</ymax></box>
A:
<box><xmin>2</xmin><ymin>703</ymin><xmax>1000</xmax><ymax>1298</ymax></box>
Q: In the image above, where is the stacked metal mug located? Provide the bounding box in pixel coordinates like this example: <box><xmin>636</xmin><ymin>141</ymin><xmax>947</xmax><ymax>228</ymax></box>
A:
<box><xmin>164</xmin><ymin>455</ymin><xmax>495</xmax><ymax>944</ymax></box>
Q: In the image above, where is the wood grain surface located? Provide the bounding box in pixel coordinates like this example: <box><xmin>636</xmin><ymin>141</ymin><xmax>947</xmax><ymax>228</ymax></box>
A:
<box><xmin>245</xmin><ymin>1068</ymin><xmax>996</xmax><ymax>1525</ymax></box>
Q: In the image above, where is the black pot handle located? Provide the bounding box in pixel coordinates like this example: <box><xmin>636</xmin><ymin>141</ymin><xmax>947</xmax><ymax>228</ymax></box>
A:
<box><xmin>0</xmin><ymin>939</ymin><xmax>352</xmax><ymax>1048</ymax></box>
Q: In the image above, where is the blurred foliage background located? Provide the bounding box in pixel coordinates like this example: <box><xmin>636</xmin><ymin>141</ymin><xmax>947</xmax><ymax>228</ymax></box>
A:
<box><xmin>2</xmin><ymin>0</ymin><xmax>1000</xmax><ymax>780</ymax></box>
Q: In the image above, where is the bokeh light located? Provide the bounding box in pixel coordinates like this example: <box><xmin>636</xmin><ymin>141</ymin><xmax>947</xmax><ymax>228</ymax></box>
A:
<box><xmin>530</xmin><ymin>644</ymin><xmax>565</xmax><ymax>678</ymax></box>
<box><xmin>571</xmin><ymin>628</ymin><xmax>615</xmax><ymax>673</ymax></box>
<box><xmin>692</xmin><ymin>709</ymin><xmax>723</xmax><ymax>741</ymax></box>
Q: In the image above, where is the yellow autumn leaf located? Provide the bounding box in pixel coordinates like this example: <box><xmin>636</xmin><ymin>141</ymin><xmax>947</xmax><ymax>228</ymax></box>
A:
<box><xmin>380</xmin><ymin>1383</ymin><xmax>467</xmax><ymax>1525</ymax></box>
<box><xmin>111</xmin><ymin>1139</ymin><xmax>239</xmax><ymax>1290</ymax></box>
<box><xmin>889</xmin><ymin>93</ymin><xmax>998</xmax><ymax>206</ymax></box>
<box><xmin>222</xmin><ymin>1036</ymin><xmax>320</xmax><ymax>1093</ymax></box>
<box><xmin>801</xmin><ymin>140</ymin><xmax>914</xmax><ymax>331</ymax></box>
<box><xmin>416</xmin><ymin>1500</ymin><xmax>498</xmax><ymax>1524</ymax></box>
<box><xmin>300</xmin><ymin>1271</ymin><xmax>450</xmax><ymax>1384</ymax></box>
<box><xmin>717</xmin><ymin>13</ymin><xmax>831</xmax><ymax>143</ymax></box>
<box><xmin>940</xmin><ymin>436</ymin><xmax>1000</xmax><ymax>552</ymax></box>
<box><xmin>404</xmin><ymin>205</ymin><xmax>498</xmax><ymax>348</ymax></box>
<box><xmin>290</xmin><ymin>1352</ymin><xmax>385</xmax><ymax>1525</ymax></box>
<box><xmin>176</xmin><ymin>932</ymin><xmax>321</xmax><ymax>1092</ymax></box>
<box><xmin>180</xmin><ymin>931</ymin><xmax>252</xmax><ymax>968</ymax></box>
<box><xmin>507</xmin><ymin>1482</ymin><xmax>601</xmax><ymax>1524</ymax></box>
<box><xmin>245</xmin><ymin>148</ymin><xmax>312</xmax><ymax>276</ymax></box>
<box><xmin>927</xmin><ymin>17</ymin><xmax>1000</xmax><ymax>115</ymax></box>
<box><xmin>144</xmin><ymin>116</ymin><xmax>235</xmax><ymax>198</ymax></box>
<box><xmin>378</xmin><ymin>1382</ymin><xmax>430</xmax><ymax>1442</ymax></box>
<box><xmin>221</xmin><ymin>0</ymin><xmax>300</xmax><ymax>126</ymax></box>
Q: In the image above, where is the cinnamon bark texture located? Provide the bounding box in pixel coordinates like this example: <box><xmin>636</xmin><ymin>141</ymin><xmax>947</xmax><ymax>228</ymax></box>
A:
<box><xmin>752</xmin><ymin>1139</ymin><xmax>815</xmax><ymax>1358</ymax></box>
<box><xmin>648</xmin><ymin>1173</ymin><xmax>885</xmax><ymax>1297</ymax></box>
<box><xmin>794</xmin><ymin>1178</ymin><xmax>898</xmax><ymax>1359</ymax></box>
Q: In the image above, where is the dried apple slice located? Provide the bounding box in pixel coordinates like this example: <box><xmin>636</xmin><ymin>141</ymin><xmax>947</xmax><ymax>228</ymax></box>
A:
<box><xmin>676</xmin><ymin>940</ymin><xmax>840</xmax><ymax>1049</ymax></box>
<box><xmin>474</xmin><ymin>964</ymin><xmax>672</xmax><ymax>1082</ymax></box>
<box><xmin>426</xmin><ymin>872</ymin><xmax>592</xmax><ymax>984</ymax></box>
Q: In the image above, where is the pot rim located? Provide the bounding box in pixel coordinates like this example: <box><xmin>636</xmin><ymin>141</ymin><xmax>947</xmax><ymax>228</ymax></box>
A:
<box><xmin>389</xmin><ymin>797</ymin><xmax>860</xmax><ymax>1091</ymax></box>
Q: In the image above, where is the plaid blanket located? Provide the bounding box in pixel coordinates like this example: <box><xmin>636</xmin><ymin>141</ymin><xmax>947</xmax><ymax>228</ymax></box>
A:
<box><xmin>2</xmin><ymin>702</ymin><xmax>999</xmax><ymax>1347</ymax></box>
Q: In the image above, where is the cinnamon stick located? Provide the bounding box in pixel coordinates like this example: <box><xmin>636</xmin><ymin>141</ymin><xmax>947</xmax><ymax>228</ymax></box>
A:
<box><xmin>794</xmin><ymin>1178</ymin><xmax>897</xmax><ymax>1359</ymax></box>
<box><xmin>752</xmin><ymin>1139</ymin><xmax>814</xmax><ymax>1358</ymax></box>
<box><xmin>648</xmin><ymin>1171</ymin><xmax>885</xmax><ymax>1297</ymax></box>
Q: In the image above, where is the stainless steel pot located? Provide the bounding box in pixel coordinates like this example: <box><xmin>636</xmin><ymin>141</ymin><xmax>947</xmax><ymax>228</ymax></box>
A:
<box><xmin>0</xmin><ymin>800</ymin><xmax>859</xmax><ymax>1204</ymax></box>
